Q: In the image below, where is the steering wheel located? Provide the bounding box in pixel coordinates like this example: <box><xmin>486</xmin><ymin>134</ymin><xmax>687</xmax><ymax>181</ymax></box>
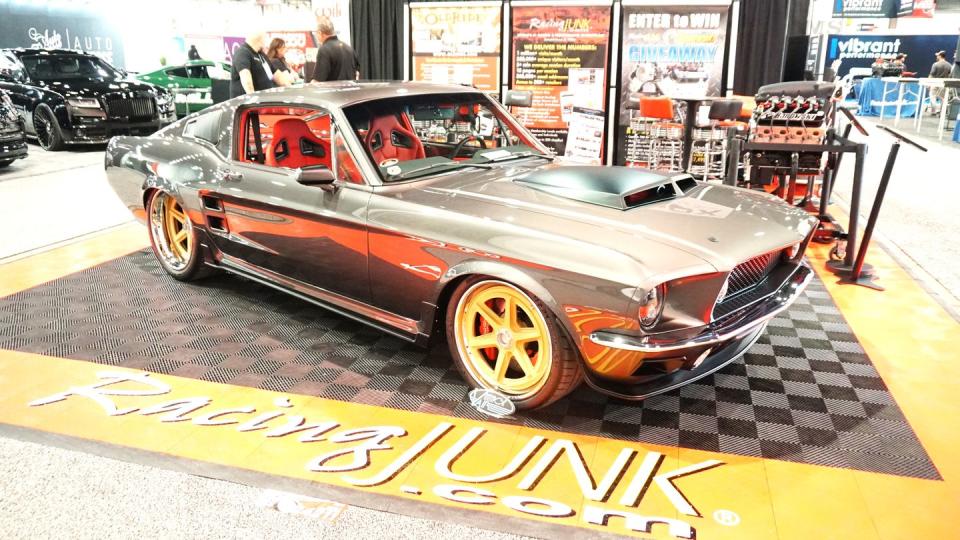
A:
<box><xmin>449</xmin><ymin>134</ymin><xmax>485</xmax><ymax>159</ymax></box>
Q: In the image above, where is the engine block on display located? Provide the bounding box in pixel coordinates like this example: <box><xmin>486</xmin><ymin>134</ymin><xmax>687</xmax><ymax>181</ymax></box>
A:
<box><xmin>746</xmin><ymin>82</ymin><xmax>837</xmax><ymax>181</ymax></box>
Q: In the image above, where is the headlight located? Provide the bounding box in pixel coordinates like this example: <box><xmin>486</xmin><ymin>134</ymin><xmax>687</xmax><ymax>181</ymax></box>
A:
<box><xmin>67</xmin><ymin>98</ymin><xmax>101</xmax><ymax>109</ymax></box>
<box><xmin>638</xmin><ymin>284</ymin><xmax>666</xmax><ymax>329</ymax></box>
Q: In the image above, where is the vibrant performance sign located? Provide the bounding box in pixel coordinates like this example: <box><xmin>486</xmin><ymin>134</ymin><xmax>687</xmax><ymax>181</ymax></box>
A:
<box><xmin>823</xmin><ymin>34</ymin><xmax>959</xmax><ymax>77</ymax></box>
<box><xmin>410</xmin><ymin>1</ymin><xmax>502</xmax><ymax>91</ymax></box>
<box><xmin>510</xmin><ymin>3</ymin><xmax>612</xmax><ymax>156</ymax></box>
<box><xmin>615</xmin><ymin>1</ymin><xmax>730</xmax><ymax>165</ymax></box>
<box><xmin>831</xmin><ymin>0</ymin><xmax>914</xmax><ymax>18</ymax></box>
<box><xmin>222</xmin><ymin>36</ymin><xmax>246</xmax><ymax>63</ymax></box>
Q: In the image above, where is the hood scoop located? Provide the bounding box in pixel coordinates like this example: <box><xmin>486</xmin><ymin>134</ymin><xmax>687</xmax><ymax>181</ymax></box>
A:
<box><xmin>514</xmin><ymin>165</ymin><xmax>699</xmax><ymax>210</ymax></box>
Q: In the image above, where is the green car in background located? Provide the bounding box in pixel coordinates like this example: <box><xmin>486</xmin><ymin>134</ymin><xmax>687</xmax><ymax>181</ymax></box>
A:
<box><xmin>136</xmin><ymin>60</ymin><xmax>231</xmax><ymax>116</ymax></box>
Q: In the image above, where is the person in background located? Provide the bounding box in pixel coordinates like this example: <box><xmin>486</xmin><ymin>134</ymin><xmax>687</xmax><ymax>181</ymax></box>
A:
<box><xmin>230</xmin><ymin>31</ymin><xmax>289</xmax><ymax>97</ymax></box>
<box><xmin>188</xmin><ymin>45</ymin><xmax>201</xmax><ymax>61</ymax></box>
<box><xmin>266</xmin><ymin>37</ymin><xmax>299</xmax><ymax>85</ymax></box>
<box><xmin>310</xmin><ymin>15</ymin><xmax>359</xmax><ymax>82</ymax></box>
<box><xmin>929</xmin><ymin>50</ymin><xmax>953</xmax><ymax>115</ymax></box>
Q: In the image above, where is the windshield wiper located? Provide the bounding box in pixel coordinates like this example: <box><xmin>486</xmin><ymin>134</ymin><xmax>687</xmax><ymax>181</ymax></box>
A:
<box><xmin>390</xmin><ymin>161</ymin><xmax>491</xmax><ymax>181</ymax></box>
<box><xmin>480</xmin><ymin>150</ymin><xmax>554</xmax><ymax>163</ymax></box>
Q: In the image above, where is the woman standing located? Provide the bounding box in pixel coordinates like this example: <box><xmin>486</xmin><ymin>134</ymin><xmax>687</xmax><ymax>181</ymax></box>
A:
<box><xmin>266</xmin><ymin>38</ymin><xmax>298</xmax><ymax>86</ymax></box>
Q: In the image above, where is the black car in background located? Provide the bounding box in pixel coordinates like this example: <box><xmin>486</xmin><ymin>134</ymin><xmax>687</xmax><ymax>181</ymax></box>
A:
<box><xmin>0</xmin><ymin>49</ymin><xmax>176</xmax><ymax>151</ymax></box>
<box><xmin>0</xmin><ymin>88</ymin><xmax>27</xmax><ymax>168</ymax></box>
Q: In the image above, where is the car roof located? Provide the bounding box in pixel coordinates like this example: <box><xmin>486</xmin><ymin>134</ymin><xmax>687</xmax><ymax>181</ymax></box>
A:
<box><xmin>247</xmin><ymin>81</ymin><xmax>487</xmax><ymax>109</ymax></box>
<box><xmin>2</xmin><ymin>48</ymin><xmax>99</xmax><ymax>59</ymax></box>
<box><xmin>183</xmin><ymin>60</ymin><xmax>217</xmax><ymax>67</ymax></box>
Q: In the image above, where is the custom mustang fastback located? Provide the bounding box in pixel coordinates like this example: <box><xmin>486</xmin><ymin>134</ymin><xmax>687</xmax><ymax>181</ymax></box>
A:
<box><xmin>105</xmin><ymin>82</ymin><xmax>817</xmax><ymax>410</ymax></box>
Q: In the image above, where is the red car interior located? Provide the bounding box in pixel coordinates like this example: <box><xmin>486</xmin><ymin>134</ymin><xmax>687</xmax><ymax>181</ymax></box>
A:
<box><xmin>265</xmin><ymin>118</ymin><xmax>331</xmax><ymax>169</ymax></box>
<box><xmin>365</xmin><ymin>112</ymin><xmax>426</xmax><ymax>165</ymax></box>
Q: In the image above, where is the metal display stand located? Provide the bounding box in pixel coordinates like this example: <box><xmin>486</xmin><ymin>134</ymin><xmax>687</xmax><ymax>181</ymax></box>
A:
<box><xmin>724</xmin><ymin>115</ymin><xmax>869</xmax><ymax>272</ymax></box>
<box><xmin>829</xmin><ymin>124</ymin><xmax>928</xmax><ymax>290</ymax></box>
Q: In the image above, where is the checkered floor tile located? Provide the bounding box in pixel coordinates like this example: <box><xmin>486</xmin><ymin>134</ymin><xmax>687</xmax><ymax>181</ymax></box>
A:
<box><xmin>0</xmin><ymin>251</ymin><xmax>940</xmax><ymax>480</ymax></box>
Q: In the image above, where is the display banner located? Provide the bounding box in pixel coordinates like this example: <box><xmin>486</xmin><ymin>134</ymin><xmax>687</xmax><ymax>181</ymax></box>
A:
<box><xmin>0</xmin><ymin>2</ymin><xmax>124</xmax><ymax>67</ymax></box>
<box><xmin>615</xmin><ymin>1</ymin><xmax>730</xmax><ymax>165</ymax></box>
<box><xmin>823</xmin><ymin>34</ymin><xmax>958</xmax><ymax>77</ymax></box>
<box><xmin>223</xmin><ymin>36</ymin><xmax>246</xmax><ymax>63</ymax></box>
<box><xmin>312</xmin><ymin>0</ymin><xmax>351</xmax><ymax>44</ymax></box>
<box><xmin>831</xmin><ymin>0</ymin><xmax>914</xmax><ymax>18</ymax></box>
<box><xmin>510</xmin><ymin>3</ymin><xmax>611</xmax><ymax>155</ymax></box>
<box><xmin>267</xmin><ymin>31</ymin><xmax>319</xmax><ymax>71</ymax></box>
<box><xmin>410</xmin><ymin>1</ymin><xmax>502</xmax><ymax>91</ymax></box>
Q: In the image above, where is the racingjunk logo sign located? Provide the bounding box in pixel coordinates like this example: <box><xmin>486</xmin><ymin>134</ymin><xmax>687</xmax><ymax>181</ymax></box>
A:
<box><xmin>28</xmin><ymin>371</ymin><xmax>740</xmax><ymax>539</ymax></box>
<box><xmin>830</xmin><ymin>36</ymin><xmax>902</xmax><ymax>60</ymax></box>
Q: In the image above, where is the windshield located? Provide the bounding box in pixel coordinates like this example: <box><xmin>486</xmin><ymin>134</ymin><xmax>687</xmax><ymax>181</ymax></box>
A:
<box><xmin>21</xmin><ymin>54</ymin><xmax>123</xmax><ymax>81</ymax></box>
<box><xmin>342</xmin><ymin>92</ymin><xmax>550</xmax><ymax>182</ymax></box>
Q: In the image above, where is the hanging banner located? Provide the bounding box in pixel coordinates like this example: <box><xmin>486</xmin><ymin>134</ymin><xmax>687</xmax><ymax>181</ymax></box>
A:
<box><xmin>510</xmin><ymin>3</ymin><xmax>612</xmax><ymax>156</ymax></box>
<box><xmin>409</xmin><ymin>1</ymin><xmax>502</xmax><ymax>91</ymax></box>
<box><xmin>0</xmin><ymin>2</ymin><xmax>125</xmax><ymax>67</ymax></box>
<box><xmin>223</xmin><ymin>36</ymin><xmax>246</xmax><ymax>63</ymax></box>
<box><xmin>615</xmin><ymin>1</ymin><xmax>730</xmax><ymax>165</ymax></box>
<box><xmin>823</xmin><ymin>34</ymin><xmax>958</xmax><ymax>77</ymax></box>
<box><xmin>832</xmin><ymin>0</ymin><xmax>914</xmax><ymax>18</ymax></box>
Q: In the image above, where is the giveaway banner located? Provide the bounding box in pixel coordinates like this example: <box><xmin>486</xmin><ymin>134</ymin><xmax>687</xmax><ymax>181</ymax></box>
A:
<box><xmin>616</xmin><ymin>1</ymin><xmax>730</xmax><ymax>165</ymax></box>
<box><xmin>510</xmin><ymin>2</ymin><xmax>612</xmax><ymax>156</ymax></box>
<box><xmin>409</xmin><ymin>1</ymin><xmax>502</xmax><ymax>92</ymax></box>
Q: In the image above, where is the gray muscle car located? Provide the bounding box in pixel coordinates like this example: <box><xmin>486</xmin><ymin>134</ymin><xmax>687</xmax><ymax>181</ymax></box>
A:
<box><xmin>104</xmin><ymin>81</ymin><xmax>817</xmax><ymax>410</ymax></box>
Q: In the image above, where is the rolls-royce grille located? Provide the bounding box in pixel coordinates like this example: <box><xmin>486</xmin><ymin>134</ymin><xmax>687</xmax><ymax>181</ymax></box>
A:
<box><xmin>724</xmin><ymin>251</ymin><xmax>779</xmax><ymax>299</ymax></box>
<box><xmin>105</xmin><ymin>96</ymin><xmax>155</xmax><ymax>121</ymax></box>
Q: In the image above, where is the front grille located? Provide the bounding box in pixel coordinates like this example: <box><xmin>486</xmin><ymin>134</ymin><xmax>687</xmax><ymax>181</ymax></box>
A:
<box><xmin>105</xmin><ymin>96</ymin><xmax>156</xmax><ymax>121</ymax></box>
<box><xmin>724</xmin><ymin>251</ymin><xmax>779</xmax><ymax>300</ymax></box>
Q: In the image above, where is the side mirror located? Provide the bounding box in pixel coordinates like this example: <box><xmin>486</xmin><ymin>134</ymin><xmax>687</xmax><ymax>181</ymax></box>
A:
<box><xmin>297</xmin><ymin>167</ymin><xmax>336</xmax><ymax>189</ymax></box>
<box><xmin>503</xmin><ymin>90</ymin><xmax>533</xmax><ymax>108</ymax></box>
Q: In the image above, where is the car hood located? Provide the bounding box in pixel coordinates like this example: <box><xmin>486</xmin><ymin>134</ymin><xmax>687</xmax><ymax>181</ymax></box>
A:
<box><xmin>29</xmin><ymin>79</ymin><xmax>163</xmax><ymax>99</ymax></box>
<box><xmin>412</xmin><ymin>161</ymin><xmax>818</xmax><ymax>273</ymax></box>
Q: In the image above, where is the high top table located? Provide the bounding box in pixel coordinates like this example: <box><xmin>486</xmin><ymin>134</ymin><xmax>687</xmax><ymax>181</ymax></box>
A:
<box><xmin>878</xmin><ymin>76</ymin><xmax>920</xmax><ymax>125</ymax></box>
<box><xmin>917</xmin><ymin>78</ymin><xmax>960</xmax><ymax>140</ymax></box>
<box><xmin>666</xmin><ymin>94</ymin><xmax>714</xmax><ymax>171</ymax></box>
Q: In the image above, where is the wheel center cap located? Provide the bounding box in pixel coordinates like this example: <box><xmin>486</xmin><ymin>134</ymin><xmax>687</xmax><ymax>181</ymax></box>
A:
<box><xmin>496</xmin><ymin>329</ymin><xmax>513</xmax><ymax>347</ymax></box>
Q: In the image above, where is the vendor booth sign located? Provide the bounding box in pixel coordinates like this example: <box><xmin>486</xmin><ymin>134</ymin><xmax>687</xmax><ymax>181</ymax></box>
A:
<box><xmin>410</xmin><ymin>1</ymin><xmax>502</xmax><ymax>92</ymax></box>
<box><xmin>509</xmin><ymin>2</ymin><xmax>612</xmax><ymax>156</ymax></box>
<box><xmin>824</xmin><ymin>34</ymin><xmax>958</xmax><ymax>77</ymax></box>
<box><xmin>831</xmin><ymin>0</ymin><xmax>914</xmax><ymax>18</ymax></box>
<box><xmin>0</xmin><ymin>2</ymin><xmax>124</xmax><ymax>67</ymax></box>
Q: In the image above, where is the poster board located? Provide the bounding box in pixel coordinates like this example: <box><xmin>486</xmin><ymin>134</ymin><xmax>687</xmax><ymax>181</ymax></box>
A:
<box><xmin>615</xmin><ymin>1</ymin><xmax>730</xmax><ymax>165</ymax></box>
<box><xmin>409</xmin><ymin>1</ymin><xmax>503</xmax><ymax>91</ymax></box>
<box><xmin>510</xmin><ymin>2</ymin><xmax>612</xmax><ymax>156</ymax></box>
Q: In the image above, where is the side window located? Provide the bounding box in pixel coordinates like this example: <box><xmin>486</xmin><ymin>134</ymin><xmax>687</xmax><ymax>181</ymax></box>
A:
<box><xmin>235</xmin><ymin>106</ymin><xmax>334</xmax><ymax>172</ymax></box>
<box><xmin>166</xmin><ymin>67</ymin><xmax>189</xmax><ymax>78</ymax></box>
<box><xmin>182</xmin><ymin>109</ymin><xmax>223</xmax><ymax>144</ymax></box>
<box><xmin>333</xmin><ymin>127</ymin><xmax>363</xmax><ymax>184</ymax></box>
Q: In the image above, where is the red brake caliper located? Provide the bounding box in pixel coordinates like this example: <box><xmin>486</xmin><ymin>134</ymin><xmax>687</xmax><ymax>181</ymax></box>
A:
<box><xmin>477</xmin><ymin>299</ymin><xmax>503</xmax><ymax>365</ymax></box>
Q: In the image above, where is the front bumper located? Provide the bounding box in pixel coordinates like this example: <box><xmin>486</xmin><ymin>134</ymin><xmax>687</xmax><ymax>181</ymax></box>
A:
<box><xmin>584</xmin><ymin>263</ymin><xmax>813</xmax><ymax>400</ymax></box>
<box><xmin>64</xmin><ymin>116</ymin><xmax>174</xmax><ymax>144</ymax></box>
<box><xmin>0</xmin><ymin>131</ymin><xmax>28</xmax><ymax>161</ymax></box>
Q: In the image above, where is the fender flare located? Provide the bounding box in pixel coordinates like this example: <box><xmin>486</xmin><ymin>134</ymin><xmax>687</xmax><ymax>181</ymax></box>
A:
<box><xmin>426</xmin><ymin>259</ymin><xmax>581</xmax><ymax>350</ymax></box>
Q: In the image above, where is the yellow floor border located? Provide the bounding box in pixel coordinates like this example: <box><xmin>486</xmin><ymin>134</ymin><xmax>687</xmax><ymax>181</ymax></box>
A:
<box><xmin>1</xmin><ymin>225</ymin><xmax>958</xmax><ymax>540</ymax></box>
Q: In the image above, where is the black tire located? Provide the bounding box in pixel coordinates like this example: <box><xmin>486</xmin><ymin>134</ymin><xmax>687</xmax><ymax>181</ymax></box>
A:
<box><xmin>445</xmin><ymin>277</ymin><xmax>583</xmax><ymax>410</ymax></box>
<box><xmin>146</xmin><ymin>190</ymin><xmax>212</xmax><ymax>281</ymax></box>
<box><xmin>33</xmin><ymin>107</ymin><xmax>65</xmax><ymax>151</ymax></box>
<box><xmin>0</xmin><ymin>159</ymin><xmax>13</xmax><ymax>169</ymax></box>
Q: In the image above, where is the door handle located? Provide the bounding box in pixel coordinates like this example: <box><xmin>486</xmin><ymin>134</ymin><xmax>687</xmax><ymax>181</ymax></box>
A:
<box><xmin>217</xmin><ymin>169</ymin><xmax>243</xmax><ymax>183</ymax></box>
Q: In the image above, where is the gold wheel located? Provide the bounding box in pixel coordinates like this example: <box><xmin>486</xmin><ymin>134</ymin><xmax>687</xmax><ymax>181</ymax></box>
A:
<box><xmin>149</xmin><ymin>191</ymin><xmax>193</xmax><ymax>272</ymax></box>
<box><xmin>454</xmin><ymin>281</ymin><xmax>552</xmax><ymax>398</ymax></box>
<box><xmin>163</xmin><ymin>196</ymin><xmax>192</xmax><ymax>262</ymax></box>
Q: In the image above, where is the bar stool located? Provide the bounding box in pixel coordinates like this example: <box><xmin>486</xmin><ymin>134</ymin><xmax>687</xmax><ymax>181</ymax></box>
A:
<box><xmin>688</xmin><ymin>99</ymin><xmax>743</xmax><ymax>180</ymax></box>
<box><xmin>623</xmin><ymin>91</ymin><xmax>656</xmax><ymax>168</ymax></box>
<box><xmin>639</xmin><ymin>97</ymin><xmax>683</xmax><ymax>171</ymax></box>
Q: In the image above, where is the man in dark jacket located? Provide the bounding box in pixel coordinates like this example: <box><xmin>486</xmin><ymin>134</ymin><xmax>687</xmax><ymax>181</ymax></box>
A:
<box><xmin>310</xmin><ymin>15</ymin><xmax>359</xmax><ymax>82</ymax></box>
